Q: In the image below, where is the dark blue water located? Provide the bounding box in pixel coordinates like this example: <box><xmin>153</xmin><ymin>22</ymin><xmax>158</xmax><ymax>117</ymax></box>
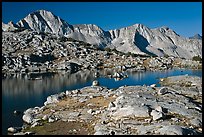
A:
<box><xmin>2</xmin><ymin>69</ymin><xmax>202</xmax><ymax>135</ymax></box>
<box><xmin>98</xmin><ymin>69</ymin><xmax>202</xmax><ymax>88</ymax></box>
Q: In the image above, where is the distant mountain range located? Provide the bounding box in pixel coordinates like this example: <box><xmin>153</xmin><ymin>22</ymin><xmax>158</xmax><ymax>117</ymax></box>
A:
<box><xmin>2</xmin><ymin>10</ymin><xmax>202</xmax><ymax>59</ymax></box>
<box><xmin>189</xmin><ymin>34</ymin><xmax>202</xmax><ymax>40</ymax></box>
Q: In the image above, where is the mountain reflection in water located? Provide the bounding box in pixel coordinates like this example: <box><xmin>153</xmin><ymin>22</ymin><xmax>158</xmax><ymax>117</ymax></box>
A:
<box><xmin>2</xmin><ymin>70</ymin><xmax>95</xmax><ymax>98</ymax></box>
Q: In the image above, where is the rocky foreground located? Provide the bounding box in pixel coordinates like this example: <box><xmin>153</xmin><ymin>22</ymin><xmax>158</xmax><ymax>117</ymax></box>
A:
<box><xmin>8</xmin><ymin>75</ymin><xmax>202</xmax><ymax>135</ymax></box>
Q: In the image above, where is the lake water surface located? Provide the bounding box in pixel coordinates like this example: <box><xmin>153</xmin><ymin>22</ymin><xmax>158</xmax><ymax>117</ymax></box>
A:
<box><xmin>2</xmin><ymin>68</ymin><xmax>202</xmax><ymax>135</ymax></box>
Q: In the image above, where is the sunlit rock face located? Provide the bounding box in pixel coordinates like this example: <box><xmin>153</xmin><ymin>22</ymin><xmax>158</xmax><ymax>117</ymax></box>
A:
<box><xmin>108</xmin><ymin>25</ymin><xmax>202</xmax><ymax>59</ymax></box>
<box><xmin>17</xmin><ymin>10</ymin><xmax>74</xmax><ymax>36</ymax></box>
<box><xmin>2</xmin><ymin>10</ymin><xmax>202</xmax><ymax>59</ymax></box>
<box><xmin>71</xmin><ymin>24</ymin><xmax>112</xmax><ymax>48</ymax></box>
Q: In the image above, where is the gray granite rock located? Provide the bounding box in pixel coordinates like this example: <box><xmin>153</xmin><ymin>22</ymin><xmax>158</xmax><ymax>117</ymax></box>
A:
<box><xmin>155</xmin><ymin>125</ymin><xmax>198</xmax><ymax>135</ymax></box>
<box><xmin>7</xmin><ymin>127</ymin><xmax>22</xmax><ymax>133</ymax></box>
<box><xmin>150</xmin><ymin>110</ymin><xmax>164</xmax><ymax>121</ymax></box>
<box><xmin>158</xmin><ymin>87</ymin><xmax>169</xmax><ymax>95</ymax></box>
<box><xmin>112</xmin><ymin>105</ymin><xmax>150</xmax><ymax>120</ymax></box>
<box><xmin>22</xmin><ymin>114</ymin><xmax>34</xmax><ymax>124</ymax></box>
<box><xmin>44</xmin><ymin>93</ymin><xmax>65</xmax><ymax>105</ymax></box>
<box><xmin>190</xmin><ymin>118</ymin><xmax>202</xmax><ymax>127</ymax></box>
<box><xmin>92</xmin><ymin>80</ymin><xmax>99</xmax><ymax>86</ymax></box>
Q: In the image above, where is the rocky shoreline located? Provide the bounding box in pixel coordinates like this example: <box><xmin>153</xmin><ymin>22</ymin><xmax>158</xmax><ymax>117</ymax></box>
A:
<box><xmin>2</xmin><ymin>29</ymin><xmax>202</xmax><ymax>78</ymax></box>
<box><xmin>8</xmin><ymin>75</ymin><xmax>202</xmax><ymax>135</ymax></box>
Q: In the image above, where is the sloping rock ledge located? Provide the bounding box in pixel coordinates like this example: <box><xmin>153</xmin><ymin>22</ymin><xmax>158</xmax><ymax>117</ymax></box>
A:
<box><xmin>14</xmin><ymin>75</ymin><xmax>202</xmax><ymax>135</ymax></box>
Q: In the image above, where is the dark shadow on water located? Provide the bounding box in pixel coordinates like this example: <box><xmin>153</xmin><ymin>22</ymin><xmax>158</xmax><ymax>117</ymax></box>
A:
<box><xmin>29</xmin><ymin>72</ymin><xmax>57</xmax><ymax>79</ymax></box>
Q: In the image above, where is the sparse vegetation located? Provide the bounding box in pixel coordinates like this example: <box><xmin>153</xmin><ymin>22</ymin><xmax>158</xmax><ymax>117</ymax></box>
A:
<box><xmin>164</xmin><ymin>54</ymin><xmax>169</xmax><ymax>58</ymax></box>
<box><xmin>192</xmin><ymin>56</ymin><xmax>202</xmax><ymax>63</ymax></box>
<box><xmin>58</xmin><ymin>36</ymin><xmax>68</xmax><ymax>42</ymax></box>
<box><xmin>126</xmin><ymin>52</ymin><xmax>132</xmax><ymax>57</ymax></box>
<box><xmin>104</xmin><ymin>47</ymin><xmax>111</xmax><ymax>52</ymax></box>
<box><xmin>111</xmin><ymin>48</ymin><xmax>118</xmax><ymax>53</ymax></box>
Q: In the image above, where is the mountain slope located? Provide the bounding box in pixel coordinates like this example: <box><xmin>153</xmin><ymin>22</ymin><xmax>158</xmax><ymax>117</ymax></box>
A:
<box><xmin>70</xmin><ymin>24</ymin><xmax>112</xmax><ymax>48</ymax></box>
<box><xmin>108</xmin><ymin>25</ymin><xmax>202</xmax><ymax>59</ymax></box>
<box><xmin>2</xmin><ymin>21</ymin><xmax>21</xmax><ymax>31</ymax></box>
<box><xmin>16</xmin><ymin>10</ymin><xmax>111</xmax><ymax>47</ymax></box>
<box><xmin>189</xmin><ymin>34</ymin><xmax>202</xmax><ymax>40</ymax></box>
<box><xmin>3</xmin><ymin>10</ymin><xmax>202</xmax><ymax>59</ymax></box>
<box><xmin>17</xmin><ymin>10</ymin><xmax>74</xmax><ymax>36</ymax></box>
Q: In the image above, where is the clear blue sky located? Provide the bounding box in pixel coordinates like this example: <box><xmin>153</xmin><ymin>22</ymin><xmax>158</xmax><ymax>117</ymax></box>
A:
<box><xmin>2</xmin><ymin>2</ymin><xmax>202</xmax><ymax>38</ymax></box>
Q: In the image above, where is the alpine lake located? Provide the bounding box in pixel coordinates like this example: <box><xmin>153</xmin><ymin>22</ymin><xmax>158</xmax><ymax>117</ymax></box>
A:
<box><xmin>2</xmin><ymin>68</ymin><xmax>202</xmax><ymax>135</ymax></box>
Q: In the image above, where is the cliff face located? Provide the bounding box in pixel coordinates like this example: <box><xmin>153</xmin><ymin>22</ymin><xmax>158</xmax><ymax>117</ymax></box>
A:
<box><xmin>17</xmin><ymin>10</ymin><xmax>74</xmax><ymax>36</ymax></box>
<box><xmin>108</xmin><ymin>25</ymin><xmax>202</xmax><ymax>59</ymax></box>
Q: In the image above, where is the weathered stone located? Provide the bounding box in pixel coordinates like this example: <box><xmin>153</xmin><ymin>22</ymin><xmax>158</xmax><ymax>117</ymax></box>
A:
<box><xmin>7</xmin><ymin>127</ymin><xmax>17</xmax><ymax>133</ymax></box>
<box><xmin>42</xmin><ymin>115</ymin><xmax>48</xmax><ymax>121</ymax></box>
<box><xmin>13</xmin><ymin>132</ymin><xmax>26</xmax><ymax>135</ymax></box>
<box><xmin>44</xmin><ymin>93</ymin><xmax>65</xmax><ymax>105</ymax></box>
<box><xmin>158</xmin><ymin>87</ymin><xmax>168</xmax><ymax>95</ymax></box>
<box><xmin>113</xmin><ymin>72</ymin><xmax>121</xmax><ymax>78</ymax></box>
<box><xmin>31</xmin><ymin>122</ymin><xmax>39</xmax><ymax>128</ymax></box>
<box><xmin>190</xmin><ymin>118</ymin><xmax>202</xmax><ymax>127</ymax></box>
<box><xmin>79</xmin><ymin>97</ymin><xmax>87</xmax><ymax>103</ymax></box>
<box><xmin>112</xmin><ymin>105</ymin><xmax>150</xmax><ymax>120</ymax></box>
<box><xmin>79</xmin><ymin>113</ymin><xmax>93</xmax><ymax>121</ymax></box>
<box><xmin>48</xmin><ymin>117</ymin><xmax>55</xmax><ymax>123</ymax></box>
<box><xmin>68</xmin><ymin>112</ymin><xmax>80</xmax><ymax>118</ymax></box>
<box><xmin>94</xmin><ymin>131</ymin><xmax>104</xmax><ymax>135</ymax></box>
<box><xmin>171</xmin><ymin>117</ymin><xmax>179</xmax><ymax>122</ymax></box>
<box><xmin>22</xmin><ymin>114</ymin><xmax>34</xmax><ymax>124</ymax></box>
<box><xmin>87</xmin><ymin>109</ymin><xmax>94</xmax><ymax>114</ymax></box>
<box><xmin>57</xmin><ymin>111</ymin><xmax>80</xmax><ymax>121</ymax></box>
<box><xmin>155</xmin><ymin>106</ymin><xmax>164</xmax><ymax>112</ymax></box>
<box><xmin>108</xmin><ymin>102</ymin><xmax>116</xmax><ymax>109</ymax></box>
<box><xmin>65</xmin><ymin>90</ymin><xmax>71</xmax><ymax>96</ymax></box>
<box><xmin>150</xmin><ymin>84</ymin><xmax>156</xmax><ymax>88</ymax></box>
<box><xmin>92</xmin><ymin>110</ymin><xmax>101</xmax><ymax>115</ymax></box>
<box><xmin>24</xmin><ymin>108</ymin><xmax>37</xmax><ymax>115</ymax></box>
<box><xmin>92</xmin><ymin>80</ymin><xmax>99</xmax><ymax>86</ymax></box>
<box><xmin>24</xmin><ymin>131</ymin><xmax>35</xmax><ymax>135</ymax></box>
<box><xmin>150</xmin><ymin>110</ymin><xmax>164</xmax><ymax>121</ymax></box>
<box><xmin>155</xmin><ymin>125</ymin><xmax>198</xmax><ymax>135</ymax></box>
<box><xmin>72</xmin><ymin>89</ymin><xmax>80</xmax><ymax>94</ymax></box>
<box><xmin>160</xmin><ymin>78</ymin><xmax>164</xmax><ymax>82</ymax></box>
<box><xmin>13</xmin><ymin>110</ymin><xmax>21</xmax><ymax>115</ymax></box>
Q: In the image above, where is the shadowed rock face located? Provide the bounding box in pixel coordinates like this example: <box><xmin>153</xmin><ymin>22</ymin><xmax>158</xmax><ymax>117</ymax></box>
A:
<box><xmin>30</xmin><ymin>54</ymin><xmax>56</xmax><ymax>63</ymax></box>
<box><xmin>3</xmin><ymin>10</ymin><xmax>201</xmax><ymax>59</ymax></box>
<box><xmin>133</xmin><ymin>32</ymin><xmax>157</xmax><ymax>56</ymax></box>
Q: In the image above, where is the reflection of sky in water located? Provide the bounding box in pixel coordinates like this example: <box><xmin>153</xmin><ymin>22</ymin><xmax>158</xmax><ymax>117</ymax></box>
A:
<box><xmin>2</xmin><ymin>68</ymin><xmax>202</xmax><ymax>135</ymax></box>
<box><xmin>97</xmin><ymin>69</ymin><xmax>202</xmax><ymax>89</ymax></box>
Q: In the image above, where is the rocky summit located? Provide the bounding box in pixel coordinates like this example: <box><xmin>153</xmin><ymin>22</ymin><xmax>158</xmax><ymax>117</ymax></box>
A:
<box><xmin>2</xmin><ymin>9</ymin><xmax>202</xmax><ymax>59</ymax></box>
